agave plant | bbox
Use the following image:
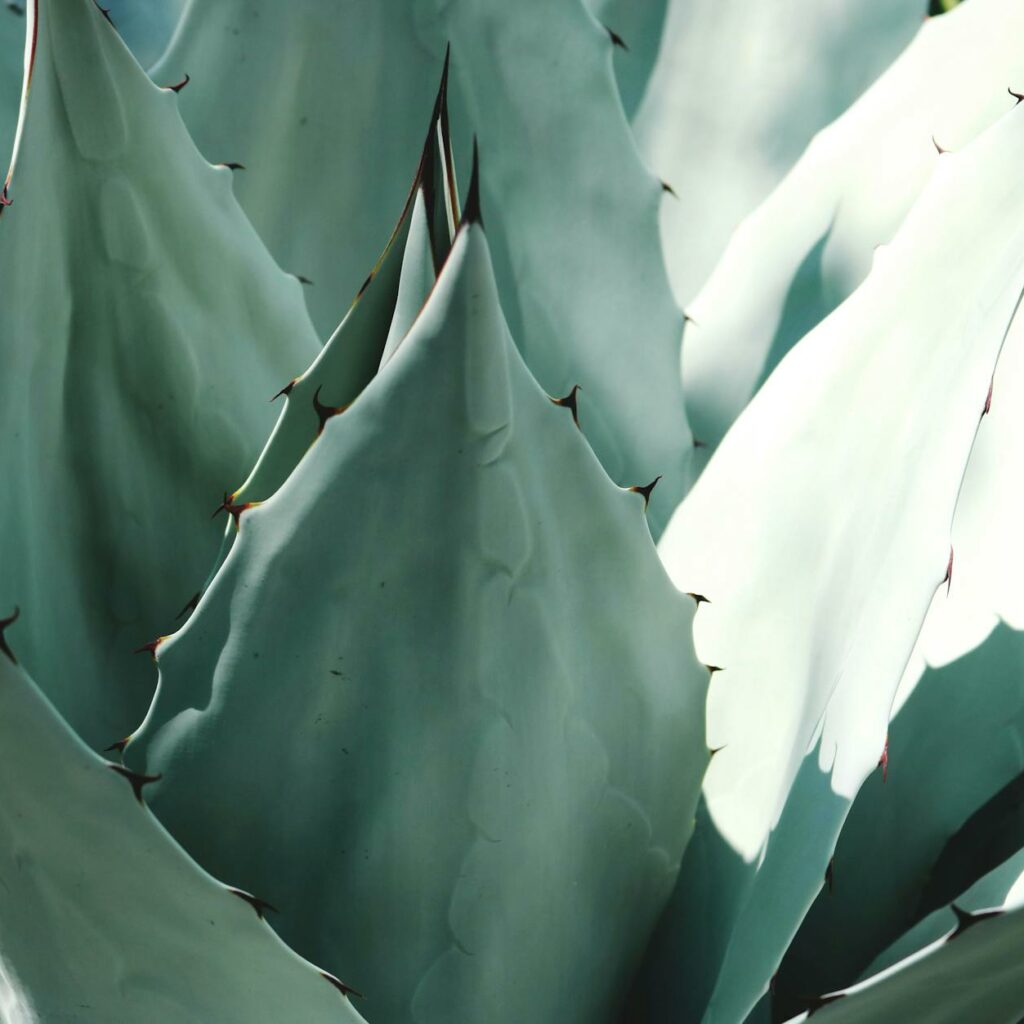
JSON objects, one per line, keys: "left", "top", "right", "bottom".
{"left": 3, "top": 0, "right": 1024, "bottom": 1022}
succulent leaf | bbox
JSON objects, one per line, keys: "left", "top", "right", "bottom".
{"left": 0, "top": 0, "right": 320, "bottom": 748}
{"left": 128, "top": 219, "right": 708, "bottom": 1024}
{"left": 151, "top": 0, "right": 691, "bottom": 532}
{"left": 0, "top": 650, "right": 367, "bottom": 1023}
{"left": 651, "top": 100, "right": 1024, "bottom": 1024}
{"left": 633, "top": 0, "right": 925, "bottom": 308}
{"left": 682, "top": 0, "right": 1024, "bottom": 453}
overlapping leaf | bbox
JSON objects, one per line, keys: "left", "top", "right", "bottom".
{"left": 649, "top": 99, "right": 1024, "bottom": 1024}
{"left": 153, "top": 0, "right": 691, "bottom": 532}
{"left": 0, "top": 0, "right": 319, "bottom": 749}
{"left": 128, "top": 208, "right": 708, "bottom": 1024}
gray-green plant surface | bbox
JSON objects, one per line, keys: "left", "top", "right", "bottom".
{"left": 7, "top": 1, "right": 1024, "bottom": 1023}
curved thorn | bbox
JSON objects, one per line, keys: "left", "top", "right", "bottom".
{"left": 226, "top": 886, "right": 278, "bottom": 920}
{"left": 0, "top": 186, "right": 12, "bottom": 208}
{"left": 949, "top": 903, "right": 1001, "bottom": 940}
{"left": 296, "top": 275, "right": 314, "bottom": 286}
{"left": 271, "top": 379, "right": 296, "bottom": 402}
{"left": 1010, "top": 87, "right": 1024, "bottom": 105}
{"left": 550, "top": 385, "right": 581, "bottom": 428}
{"left": 219, "top": 162, "right": 246, "bottom": 171}
{"left": 462, "top": 136, "right": 483, "bottom": 227}
{"left": 705, "top": 664, "right": 724, "bottom": 676}
{"left": 931, "top": 135, "right": 947, "bottom": 155}
{"left": 320, "top": 970, "right": 364, "bottom": 1000}
{"left": 628, "top": 475, "right": 662, "bottom": 510}
{"left": 604, "top": 25, "right": 629, "bottom": 50}
{"left": 983, "top": 378, "right": 993, "bottom": 416}
{"left": 312, "top": 386, "right": 350, "bottom": 435}
{"left": 104, "top": 736, "right": 131, "bottom": 755}
{"left": 944, "top": 546, "right": 954, "bottom": 595}
{"left": 708, "top": 744, "right": 726, "bottom": 758}
{"left": 93, "top": 1, "right": 115, "bottom": 27}
{"left": 661, "top": 180, "right": 678, "bottom": 198}
{"left": 686, "top": 593, "right": 710, "bottom": 606}
{"left": 108, "top": 764, "right": 161, "bottom": 803}
{"left": 164, "top": 73, "right": 190, "bottom": 93}
{"left": 0, "top": 606, "right": 19, "bottom": 664}
{"left": 692, "top": 436, "right": 707, "bottom": 449}
{"left": 878, "top": 735, "right": 889, "bottom": 783}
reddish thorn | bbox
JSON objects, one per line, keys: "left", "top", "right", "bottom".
{"left": 271, "top": 379, "right": 296, "bottom": 402}
{"left": 211, "top": 492, "right": 254, "bottom": 526}
{"left": 164, "top": 73, "right": 190, "bottom": 93}
{"left": 878, "top": 736, "right": 889, "bottom": 783}
{"left": 104, "top": 736, "right": 131, "bottom": 755}
{"left": 825, "top": 858, "right": 834, "bottom": 893}
{"left": 226, "top": 886, "right": 278, "bottom": 920}
{"left": 686, "top": 592, "right": 710, "bottom": 606}
{"left": 296, "top": 275, "right": 314, "bottom": 286}
{"left": 944, "top": 546, "right": 954, "bottom": 595}
{"left": 0, "top": 606, "right": 19, "bottom": 664}
{"left": 312, "top": 386, "right": 349, "bottom": 435}
{"left": 661, "top": 181, "right": 678, "bottom": 198}
{"left": 949, "top": 904, "right": 1001, "bottom": 940}
{"left": 0, "top": 186, "right": 11, "bottom": 208}
{"left": 983, "top": 379, "right": 993, "bottom": 416}
{"left": 219, "top": 162, "right": 246, "bottom": 171}
{"left": 931, "top": 135, "right": 947, "bottom": 155}
{"left": 604, "top": 25, "right": 629, "bottom": 50}
{"left": 108, "top": 764, "right": 161, "bottom": 802}
{"left": 550, "top": 385, "right": 581, "bottom": 428}
{"left": 175, "top": 592, "right": 201, "bottom": 621}
{"left": 320, "top": 970, "right": 364, "bottom": 1000}
{"left": 628, "top": 475, "right": 662, "bottom": 510}
{"left": 134, "top": 636, "right": 165, "bottom": 659}
{"left": 1010, "top": 87, "right": 1024, "bottom": 105}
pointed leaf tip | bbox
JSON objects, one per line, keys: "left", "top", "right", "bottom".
{"left": 0, "top": 606, "right": 19, "bottom": 664}
{"left": 462, "top": 137, "right": 483, "bottom": 227}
